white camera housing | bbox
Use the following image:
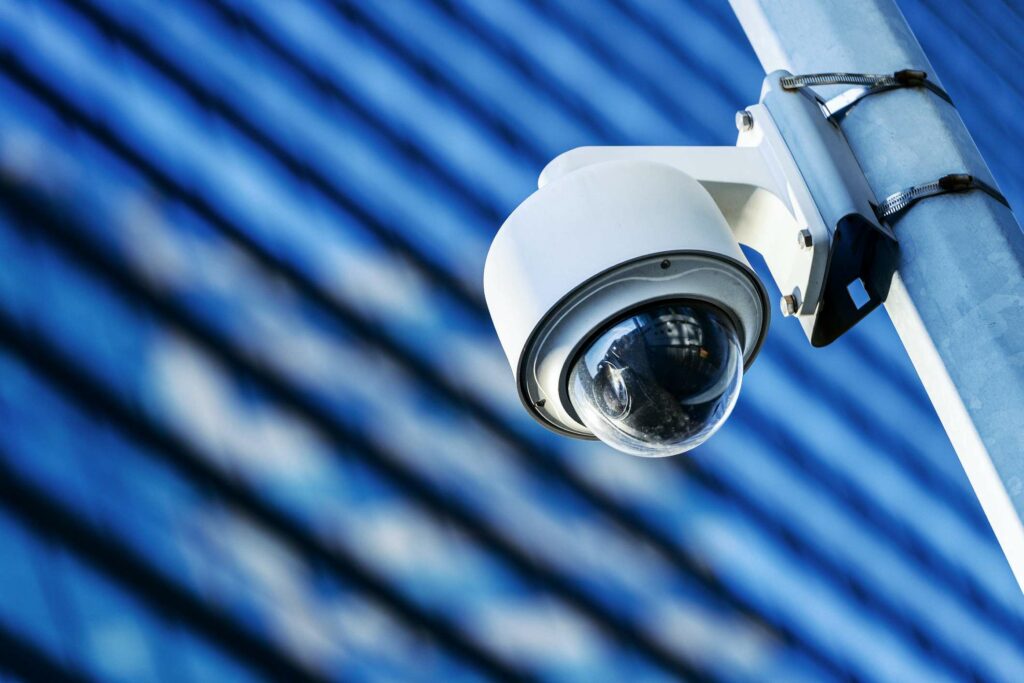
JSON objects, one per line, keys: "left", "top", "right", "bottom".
{"left": 484, "top": 73, "right": 895, "bottom": 450}
{"left": 485, "top": 159, "right": 769, "bottom": 437}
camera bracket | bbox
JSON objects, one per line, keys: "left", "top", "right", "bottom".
{"left": 755, "top": 70, "right": 898, "bottom": 346}
{"left": 538, "top": 72, "right": 898, "bottom": 346}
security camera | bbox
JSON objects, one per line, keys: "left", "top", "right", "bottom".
{"left": 484, "top": 72, "right": 899, "bottom": 457}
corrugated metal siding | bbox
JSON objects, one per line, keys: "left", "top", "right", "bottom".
{"left": 0, "top": 1, "right": 1021, "bottom": 681}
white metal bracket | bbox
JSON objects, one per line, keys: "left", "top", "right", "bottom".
{"left": 539, "top": 71, "right": 897, "bottom": 346}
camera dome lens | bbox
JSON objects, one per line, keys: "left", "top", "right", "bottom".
{"left": 568, "top": 301, "right": 743, "bottom": 457}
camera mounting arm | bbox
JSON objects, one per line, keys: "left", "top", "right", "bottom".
{"left": 538, "top": 72, "right": 898, "bottom": 347}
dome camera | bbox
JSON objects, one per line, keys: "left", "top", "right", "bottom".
{"left": 484, "top": 160, "right": 769, "bottom": 455}
{"left": 568, "top": 300, "right": 746, "bottom": 457}
{"left": 484, "top": 72, "right": 898, "bottom": 457}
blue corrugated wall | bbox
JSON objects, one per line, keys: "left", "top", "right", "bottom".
{"left": 0, "top": 1, "right": 1022, "bottom": 681}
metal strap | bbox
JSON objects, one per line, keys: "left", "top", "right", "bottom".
{"left": 877, "top": 173, "right": 1010, "bottom": 222}
{"left": 780, "top": 69, "right": 952, "bottom": 121}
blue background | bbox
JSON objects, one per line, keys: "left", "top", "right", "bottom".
{"left": 0, "top": 1, "right": 1022, "bottom": 681}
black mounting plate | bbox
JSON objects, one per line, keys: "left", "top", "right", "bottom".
{"left": 810, "top": 213, "right": 899, "bottom": 347}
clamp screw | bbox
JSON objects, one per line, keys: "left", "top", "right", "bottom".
{"left": 797, "top": 229, "right": 813, "bottom": 250}
{"left": 894, "top": 69, "right": 927, "bottom": 86}
{"left": 938, "top": 173, "right": 974, "bottom": 192}
{"left": 781, "top": 290, "right": 801, "bottom": 317}
{"left": 735, "top": 109, "right": 754, "bottom": 132}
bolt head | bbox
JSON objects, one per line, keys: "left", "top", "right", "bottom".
{"left": 735, "top": 109, "right": 754, "bottom": 132}
{"left": 797, "top": 229, "right": 813, "bottom": 249}
{"left": 780, "top": 293, "right": 799, "bottom": 317}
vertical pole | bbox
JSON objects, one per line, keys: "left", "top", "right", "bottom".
{"left": 730, "top": 0, "right": 1024, "bottom": 590}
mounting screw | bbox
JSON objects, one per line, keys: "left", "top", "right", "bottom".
{"left": 780, "top": 289, "right": 802, "bottom": 317}
{"left": 735, "top": 109, "right": 754, "bottom": 132}
{"left": 797, "top": 229, "right": 813, "bottom": 250}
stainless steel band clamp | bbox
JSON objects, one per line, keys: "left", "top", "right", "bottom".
{"left": 877, "top": 173, "right": 1011, "bottom": 223}
{"left": 779, "top": 72, "right": 1009, "bottom": 223}
{"left": 780, "top": 69, "right": 952, "bottom": 122}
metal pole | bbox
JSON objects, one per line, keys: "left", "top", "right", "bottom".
{"left": 730, "top": 0, "right": 1024, "bottom": 590}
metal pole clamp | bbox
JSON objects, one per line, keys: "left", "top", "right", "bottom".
{"left": 876, "top": 173, "right": 1011, "bottom": 222}
{"left": 780, "top": 69, "right": 952, "bottom": 122}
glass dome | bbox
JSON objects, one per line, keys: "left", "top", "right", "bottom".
{"left": 568, "top": 301, "right": 743, "bottom": 457}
